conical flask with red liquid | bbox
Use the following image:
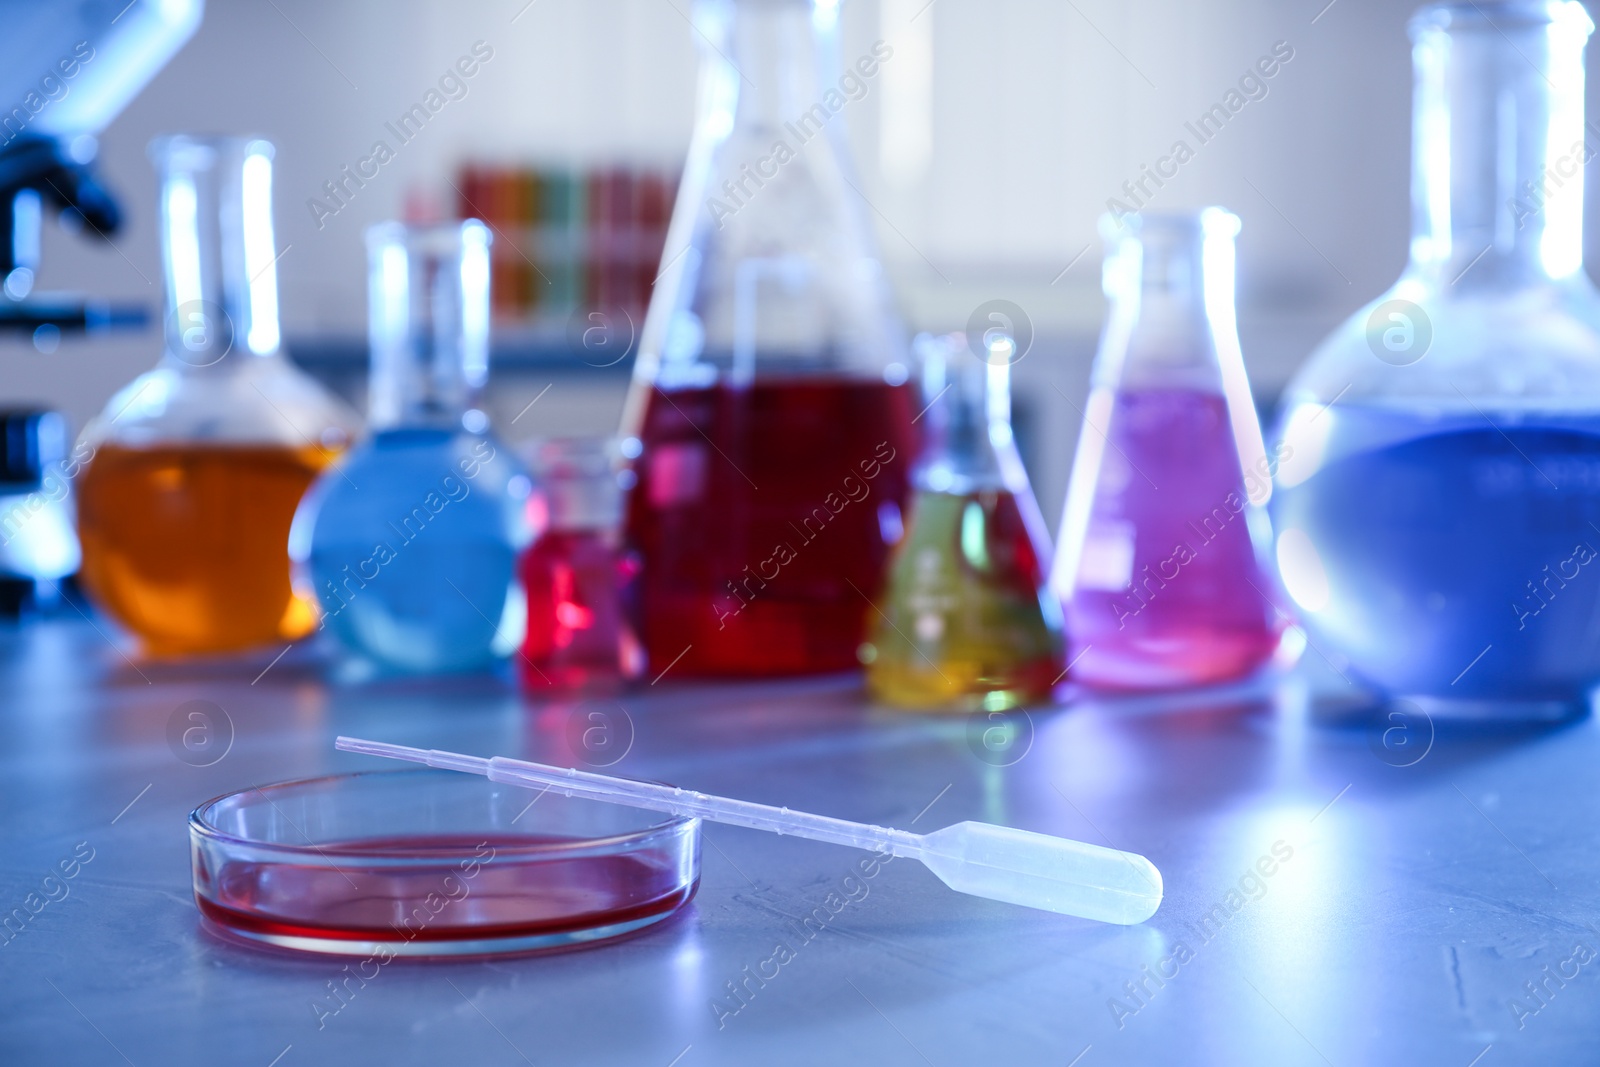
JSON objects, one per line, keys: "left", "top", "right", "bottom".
{"left": 1052, "top": 209, "right": 1284, "bottom": 690}
{"left": 621, "top": 0, "right": 916, "bottom": 676}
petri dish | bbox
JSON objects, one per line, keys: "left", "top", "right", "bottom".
{"left": 189, "top": 768, "right": 700, "bottom": 958}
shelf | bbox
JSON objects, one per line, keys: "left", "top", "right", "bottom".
{"left": 286, "top": 324, "right": 637, "bottom": 376}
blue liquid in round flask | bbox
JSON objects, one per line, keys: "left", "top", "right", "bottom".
{"left": 291, "top": 221, "right": 535, "bottom": 673}
{"left": 1272, "top": 2, "right": 1600, "bottom": 718}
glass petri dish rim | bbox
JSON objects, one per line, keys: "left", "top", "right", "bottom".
{"left": 190, "top": 768, "right": 702, "bottom": 958}
{"left": 189, "top": 767, "right": 698, "bottom": 864}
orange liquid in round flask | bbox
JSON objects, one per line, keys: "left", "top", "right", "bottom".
{"left": 75, "top": 136, "right": 356, "bottom": 656}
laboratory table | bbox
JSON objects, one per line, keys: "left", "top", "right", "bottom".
{"left": 3, "top": 616, "right": 1599, "bottom": 1066}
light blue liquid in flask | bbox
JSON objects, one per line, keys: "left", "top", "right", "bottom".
{"left": 291, "top": 221, "right": 534, "bottom": 673}
{"left": 1272, "top": 1, "right": 1600, "bottom": 718}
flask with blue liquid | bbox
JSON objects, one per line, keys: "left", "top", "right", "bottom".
{"left": 291, "top": 221, "right": 535, "bottom": 673}
{"left": 1273, "top": 1, "right": 1600, "bottom": 718}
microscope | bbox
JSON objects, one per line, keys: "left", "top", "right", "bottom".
{"left": 0, "top": 0, "right": 201, "bottom": 613}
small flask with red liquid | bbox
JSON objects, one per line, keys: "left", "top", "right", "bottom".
{"left": 620, "top": 0, "right": 917, "bottom": 677}
{"left": 864, "top": 333, "right": 1064, "bottom": 711}
{"left": 1052, "top": 209, "right": 1283, "bottom": 690}
{"left": 520, "top": 438, "right": 643, "bottom": 690}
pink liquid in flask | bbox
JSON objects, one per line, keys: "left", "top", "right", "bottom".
{"left": 1058, "top": 387, "right": 1281, "bottom": 689}
{"left": 1053, "top": 210, "right": 1283, "bottom": 690}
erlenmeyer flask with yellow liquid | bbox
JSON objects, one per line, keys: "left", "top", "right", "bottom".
{"left": 863, "top": 332, "right": 1064, "bottom": 711}
{"left": 75, "top": 136, "right": 358, "bottom": 656}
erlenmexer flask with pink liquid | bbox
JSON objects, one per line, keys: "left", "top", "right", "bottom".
{"left": 1052, "top": 209, "right": 1284, "bottom": 690}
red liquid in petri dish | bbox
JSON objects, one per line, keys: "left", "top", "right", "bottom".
{"left": 625, "top": 378, "right": 916, "bottom": 676}
{"left": 194, "top": 834, "right": 695, "bottom": 950}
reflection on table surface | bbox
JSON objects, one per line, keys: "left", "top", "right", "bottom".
{"left": 0, "top": 618, "right": 1594, "bottom": 1066}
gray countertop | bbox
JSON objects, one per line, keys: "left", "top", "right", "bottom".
{"left": 1, "top": 617, "right": 1596, "bottom": 1066}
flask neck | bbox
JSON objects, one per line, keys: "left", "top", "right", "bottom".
{"left": 152, "top": 136, "right": 282, "bottom": 368}
{"left": 915, "top": 334, "right": 1017, "bottom": 494}
{"left": 1099, "top": 211, "right": 1238, "bottom": 393}
{"left": 365, "top": 221, "right": 492, "bottom": 431}
{"left": 527, "top": 438, "right": 622, "bottom": 531}
{"left": 1407, "top": 2, "right": 1594, "bottom": 289}
{"left": 726, "top": 0, "right": 832, "bottom": 132}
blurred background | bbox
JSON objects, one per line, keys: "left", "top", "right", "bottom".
{"left": 7, "top": 0, "right": 1599, "bottom": 524}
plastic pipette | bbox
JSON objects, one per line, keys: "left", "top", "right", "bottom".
{"left": 335, "top": 736, "right": 1162, "bottom": 924}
